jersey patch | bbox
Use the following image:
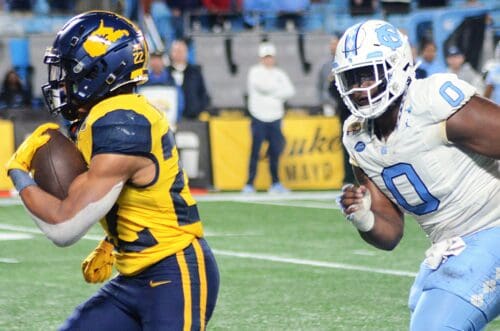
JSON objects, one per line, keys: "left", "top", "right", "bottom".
{"left": 355, "top": 141, "right": 366, "bottom": 152}
{"left": 92, "top": 109, "right": 152, "bottom": 156}
{"left": 346, "top": 121, "right": 363, "bottom": 136}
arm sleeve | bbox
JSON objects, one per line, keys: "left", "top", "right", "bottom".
{"left": 27, "top": 181, "right": 123, "bottom": 247}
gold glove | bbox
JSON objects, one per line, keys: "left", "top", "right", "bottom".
{"left": 6, "top": 123, "right": 60, "bottom": 173}
{"left": 81, "top": 239, "right": 115, "bottom": 283}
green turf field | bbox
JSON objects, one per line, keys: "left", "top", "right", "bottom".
{"left": 0, "top": 194, "right": 498, "bottom": 331}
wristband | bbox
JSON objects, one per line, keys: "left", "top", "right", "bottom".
{"left": 8, "top": 169, "right": 37, "bottom": 193}
{"left": 347, "top": 210, "right": 375, "bottom": 232}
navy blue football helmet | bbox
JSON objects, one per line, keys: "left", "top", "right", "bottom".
{"left": 42, "top": 11, "right": 149, "bottom": 120}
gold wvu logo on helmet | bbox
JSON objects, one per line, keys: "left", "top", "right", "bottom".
{"left": 83, "top": 19, "right": 130, "bottom": 57}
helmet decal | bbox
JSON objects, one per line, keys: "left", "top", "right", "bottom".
{"left": 344, "top": 23, "right": 362, "bottom": 59}
{"left": 83, "top": 19, "right": 130, "bottom": 58}
{"left": 375, "top": 24, "right": 402, "bottom": 51}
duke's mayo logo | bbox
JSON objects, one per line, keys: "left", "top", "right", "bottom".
{"left": 83, "top": 19, "right": 130, "bottom": 57}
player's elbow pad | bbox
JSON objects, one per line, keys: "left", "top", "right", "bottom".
{"left": 26, "top": 182, "right": 123, "bottom": 247}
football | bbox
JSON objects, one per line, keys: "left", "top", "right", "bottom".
{"left": 31, "top": 129, "right": 87, "bottom": 199}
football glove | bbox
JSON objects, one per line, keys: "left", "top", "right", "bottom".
{"left": 6, "top": 123, "right": 60, "bottom": 174}
{"left": 81, "top": 238, "right": 115, "bottom": 283}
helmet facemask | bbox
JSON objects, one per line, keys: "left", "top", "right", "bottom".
{"left": 41, "top": 48, "right": 80, "bottom": 120}
{"left": 336, "top": 62, "right": 390, "bottom": 119}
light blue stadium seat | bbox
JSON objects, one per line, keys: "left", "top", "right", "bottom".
{"left": 8, "top": 38, "right": 30, "bottom": 84}
{"left": 150, "top": 1, "right": 174, "bottom": 49}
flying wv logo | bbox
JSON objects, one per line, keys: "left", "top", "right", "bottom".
{"left": 83, "top": 19, "right": 130, "bottom": 58}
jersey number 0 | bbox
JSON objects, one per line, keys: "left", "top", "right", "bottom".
{"left": 380, "top": 81, "right": 465, "bottom": 215}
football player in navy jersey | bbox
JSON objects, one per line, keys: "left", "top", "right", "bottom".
{"left": 335, "top": 20, "right": 500, "bottom": 330}
{"left": 6, "top": 11, "right": 219, "bottom": 330}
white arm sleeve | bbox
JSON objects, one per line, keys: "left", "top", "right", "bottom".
{"left": 26, "top": 181, "right": 123, "bottom": 247}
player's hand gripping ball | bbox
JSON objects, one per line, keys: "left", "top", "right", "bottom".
{"left": 6, "top": 123, "right": 60, "bottom": 174}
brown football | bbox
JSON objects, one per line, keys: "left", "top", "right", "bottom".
{"left": 31, "top": 129, "right": 87, "bottom": 199}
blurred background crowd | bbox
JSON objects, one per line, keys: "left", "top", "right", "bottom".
{"left": 0, "top": 0, "right": 499, "bottom": 192}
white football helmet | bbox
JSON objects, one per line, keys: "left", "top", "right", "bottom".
{"left": 333, "top": 20, "right": 415, "bottom": 119}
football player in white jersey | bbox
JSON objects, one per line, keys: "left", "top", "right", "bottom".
{"left": 335, "top": 20, "right": 500, "bottom": 330}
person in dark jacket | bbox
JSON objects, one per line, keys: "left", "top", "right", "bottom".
{"left": 0, "top": 69, "right": 32, "bottom": 109}
{"left": 167, "top": 39, "right": 211, "bottom": 119}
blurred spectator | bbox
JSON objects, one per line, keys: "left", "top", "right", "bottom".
{"left": 166, "top": 0, "right": 203, "bottom": 38}
{"left": 411, "top": 45, "right": 427, "bottom": 79}
{"left": 275, "top": 0, "right": 309, "bottom": 31}
{"left": 147, "top": 51, "right": 174, "bottom": 86}
{"left": 6, "top": 0, "right": 31, "bottom": 12}
{"left": 242, "top": 0, "right": 276, "bottom": 29}
{"left": 484, "top": 42, "right": 500, "bottom": 104}
{"left": 242, "top": 42, "right": 295, "bottom": 194}
{"left": 464, "top": 0, "right": 484, "bottom": 7}
{"left": 317, "top": 35, "right": 339, "bottom": 117}
{"left": 417, "top": 40, "right": 446, "bottom": 76}
{"left": 418, "top": 0, "right": 447, "bottom": 7}
{"left": 381, "top": 0, "right": 410, "bottom": 14}
{"left": 445, "top": 46, "right": 485, "bottom": 93}
{"left": 0, "top": 69, "right": 32, "bottom": 109}
{"left": 142, "top": 51, "right": 184, "bottom": 127}
{"left": 166, "top": 39, "right": 210, "bottom": 120}
{"left": 317, "top": 35, "right": 355, "bottom": 184}
{"left": 47, "top": 0, "right": 74, "bottom": 14}
{"left": 350, "top": 0, "right": 376, "bottom": 16}
{"left": 201, "top": 0, "right": 242, "bottom": 32}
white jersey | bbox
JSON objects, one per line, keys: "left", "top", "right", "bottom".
{"left": 343, "top": 73, "right": 500, "bottom": 243}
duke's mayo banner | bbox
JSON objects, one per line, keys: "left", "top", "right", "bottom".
{"left": 0, "top": 120, "right": 14, "bottom": 191}
{"left": 209, "top": 116, "right": 344, "bottom": 190}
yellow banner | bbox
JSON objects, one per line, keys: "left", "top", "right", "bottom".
{"left": 0, "top": 120, "right": 14, "bottom": 191}
{"left": 209, "top": 116, "right": 344, "bottom": 190}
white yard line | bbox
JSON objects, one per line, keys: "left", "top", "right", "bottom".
{"left": 0, "top": 222, "right": 415, "bottom": 277}
{"left": 0, "top": 198, "right": 22, "bottom": 206}
{"left": 0, "top": 232, "right": 34, "bottom": 240}
{"left": 0, "top": 192, "right": 343, "bottom": 207}
{"left": 213, "top": 249, "right": 417, "bottom": 278}
{"left": 195, "top": 191, "right": 341, "bottom": 202}
{"left": 0, "top": 223, "right": 102, "bottom": 241}
{"left": 238, "top": 200, "right": 338, "bottom": 209}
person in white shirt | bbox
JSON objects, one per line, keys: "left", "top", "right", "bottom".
{"left": 242, "top": 42, "right": 295, "bottom": 194}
